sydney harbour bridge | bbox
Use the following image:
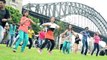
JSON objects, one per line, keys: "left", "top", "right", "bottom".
{"left": 23, "top": 2, "right": 107, "bottom": 42}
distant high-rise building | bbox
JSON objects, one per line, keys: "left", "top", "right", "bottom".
{"left": 6, "top": 0, "right": 22, "bottom": 13}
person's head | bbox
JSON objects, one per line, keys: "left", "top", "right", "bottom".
{"left": 76, "top": 34, "right": 79, "bottom": 38}
{"left": 85, "top": 27, "right": 89, "bottom": 31}
{"left": 23, "top": 10, "right": 29, "bottom": 17}
{"left": 95, "top": 32, "right": 99, "bottom": 36}
{"left": 50, "top": 17, "right": 55, "bottom": 23}
{"left": 41, "top": 28, "right": 45, "bottom": 31}
{"left": 0, "top": 0, "right": 6, "bottom": 9}
{"left": 68, "top": 24, "right": 72, "bottom": 29}
{"left": 29, "top": 26, "right": 32, "bottom": 30}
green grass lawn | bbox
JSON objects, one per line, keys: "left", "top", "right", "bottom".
{"left": 0, "top": 44, "right": 106, "bottom": 60}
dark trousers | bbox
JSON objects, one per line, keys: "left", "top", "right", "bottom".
{"left": 28, "top": 38, "right": 33, "bottom": 49}
{"left": 81, "top": 40, "right": 88, "bottom": 55}
{"left": 91, "top": 43, "right": 99, "bottom": 56}
{"left": 40, "top": 39, "right": 55, "bottom": 52}
{"left": 60, "top": 44, "right": 63, "bottom": 51}
{"left": 47, "top": 40, "right": 51, "bottom": 51}
{"left": 105, "top": 49, "right": 107, "bottom": 56}
{"left": 6, "top": 40, "right": 9, "bottom": 47}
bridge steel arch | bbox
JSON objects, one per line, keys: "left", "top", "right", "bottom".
{"left": 23, "top": 2, "right": 107, "bottom": 37}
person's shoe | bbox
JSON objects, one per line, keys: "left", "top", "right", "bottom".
{"left": 48, "top": 51, "right": 52, "bottom": 55}
{"left": 38, "top": 49, "right": 42, "bottom": 54}
{"left": 84, "top": 53, "right": 87, "bottom": 56}
{"left": 96, "top": 55, "right": 98, "bottom": 56}
{"left": 13, "top": 49, "right": 16, "bottom": 52}
{"left": 81, "top": 52, "right": 83, "bottom": 55}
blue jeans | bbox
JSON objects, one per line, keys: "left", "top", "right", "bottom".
{"left": 38, "top": 38, "right": 44, "bottom": 48}
{"left": 81, "top": 39, "right": 88, "bottom": 55}
{"left": 8, "top": 34, "right": 15, "bottom": 47}
{"left": 91, "top": 43, "right": 99, "bottom": 56}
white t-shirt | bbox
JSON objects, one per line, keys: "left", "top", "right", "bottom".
{"left": 42, "top": 22, "right": 59, "bottom": 29}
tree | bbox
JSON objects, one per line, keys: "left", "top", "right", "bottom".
{"left": 6, "top": 6, "right": 21, "bottom": 23}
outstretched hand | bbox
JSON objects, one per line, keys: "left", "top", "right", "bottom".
{"left": 2, "top": 19, "right": 8, "bottom": 22}
{"left": 29, "top": 19, "right": 36, "bottom": 25}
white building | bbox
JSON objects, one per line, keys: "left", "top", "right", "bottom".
{"left": 6, "top": 0, "right": 22, "bottom": 13}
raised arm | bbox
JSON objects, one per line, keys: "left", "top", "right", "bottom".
{"left": 60, "top": 33, "right": 64, "bottom": 37}
{"left": 56, "top": 24, "right": 60, "bottom": 29}
{"left": 42, "top": 23, "right": 50, "bottom": 26}
{"left": 62, "top": 30, "right": 68, "bottom": 35}
{"left": 29, "top": 19, "right": 36, "bottom": 25}
{"left": 80, "top": 31, "right": 84, "bottom": 34}
{"left": 20, "top": 17, "right": 27, "bottom": 25}
{"left": 72, "top": 30, "right": 76, "bottom": 37}
{"left": 2, "top": 9, "right": 10, "bottom": 22}
{"left": 88, "top": 32, "right": 91, "bottom": 38}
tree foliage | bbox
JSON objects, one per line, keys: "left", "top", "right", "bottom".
{"left": 6, "top": 6, "right": 21, "bottom": 23}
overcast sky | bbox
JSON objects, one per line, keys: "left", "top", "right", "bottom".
{"left": 22, "top": 0, "right": 107, "bottom": 21}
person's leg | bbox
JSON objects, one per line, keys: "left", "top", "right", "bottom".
{"left": 40, "top": 39, "right": 48, "bottom": 49}
{"left": 21, "top": 32, "right": 29, "bottom": 52}
{"left": 47, "top": 40, "right": 51, "bottom": 51}
{"left": 38, "top": 39, "right": 49, "bottom": 54}
{"left": 105, "top": 49, "right": 107, "bottom": 56}
{"left": 49, "top": 40, "right": 55, "bottom": 52}
{"left": 34, "top": 40, "right": 38, "bottom": 48}
{"left": 81, "top": 40, "right": 85, "bottom": 54}
{"left": 91, "top": 43, "right": 97, "bottom": 55}
{"left": 76, "top": 44, "right": 79, "bottom": 53}
{"left": 30, "top": 38, "right": 33, "bottom": 49}
{"left": 13, "top": 30, "right": 24, "bottom": 52}
{"left": 6, "top": 40, "right": 9, "bottom": 47}
{"left": 13, "top": 34, "right": 19, "bottom": 45}
{"left": 2, "top": 29, "right": 7, "bottom": 43}
{"left": 38, "top": 38, "right": 42, "bottom": 48}
{"left": 11, "top": 34, "right": 15, "bottom": 46}
{"left": 28, "top": 38, "right": 30, "bottom": 49}
{"left": 40, "top": 40, "right": 43, "bottom": 47}
{"left": 62, "top": 41, "right": 67, "bottom": 54}
{"left": 0, "top": 26, "right": 3, "bottom": 43}
{"left": 84, "top": 41, "right": 88, "bottom": 55}
{"left": 66, "top": 42, "right": 71, "bottom": 54}
{"left": 6, "top": 33, "right": 9, "bottom": 47}
{"left": 88, "top": 41, "right": 92, "bottom": 54}
{"left": 60, "top": 44, "right": 63, "bottom": 51}
{"left": 74, "top": 43, "right": 78, "bottom": 54}
{"left": 38, "top": 38, "right": 40, "bottom": 48}
{"left": 28, "top": 38, "right": 33, "bottom": 49}
{"left": 9, "top": 34, "right": 12, "bottom": 47}
{"left": 96, "top": 44, "right": 99, "bottom": 56}
{"left": 0, "top": 26, "right": 2, "bottom": 43}
{"left": 9, "top": 35, "right": 14, "bottom": 47}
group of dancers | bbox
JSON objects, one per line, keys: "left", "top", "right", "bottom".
{"left": 0, "top": 0, "right": 107, "bottom": 56}
{"left": 59, "top": 26, "right": 107, "bottom": 56}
